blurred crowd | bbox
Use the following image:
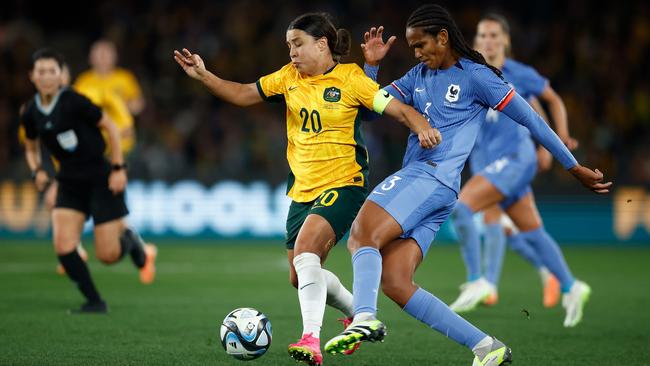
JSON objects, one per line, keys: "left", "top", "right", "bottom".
{"left": 1, "top": 0, "right": 649, "bottom": 192}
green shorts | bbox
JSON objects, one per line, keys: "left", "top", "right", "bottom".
{"left": 285, "top": 185, "right": 368, "bottom": 249}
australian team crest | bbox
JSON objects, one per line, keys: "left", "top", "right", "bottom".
{"left": 445, "top": 84, "right": 461, "bottom": 103}
{"left": 323, "top": 87, "right": 341, "bottom": 102}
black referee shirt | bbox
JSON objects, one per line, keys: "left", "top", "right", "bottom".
{"left": 21, "top": 88, "right": 111, "bottom": 181}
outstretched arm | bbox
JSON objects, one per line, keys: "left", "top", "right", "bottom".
{"left": 174, "top": 48, "right": 262, "bottom": 107}
{"left": 500, "top": 93, "right": 612, "bottom": 194}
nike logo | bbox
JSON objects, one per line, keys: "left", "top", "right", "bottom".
{"left": 382, "top": 91, "right": 390, "bottom": 98}
{"left": 288, "top": 86, "right": 299, "bottom": 91}
{"left": 299, "top": 282, "right": 315, "bottom": 290}
{"left": 371, "top": 191, "right": 385, "bottom": 195}
{"left": 415, "top": 87, "right": 425, "bottom": 92}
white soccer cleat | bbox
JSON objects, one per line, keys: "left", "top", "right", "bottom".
{"left": 562, "top": 280, "right": 591, "bottom": 327}
{"left": 450, "top": 278, "right": 495, "bottom": 313}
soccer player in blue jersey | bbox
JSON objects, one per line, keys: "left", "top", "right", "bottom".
{"left": 324, "top": 5, "right": 611, "bottom": 365}
{"left": 449, "top": 13, "right": 581, "bottom": 314}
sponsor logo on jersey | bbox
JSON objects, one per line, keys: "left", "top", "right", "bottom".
{"left": 323, "top": 87, "right": 341, "bottom": 102}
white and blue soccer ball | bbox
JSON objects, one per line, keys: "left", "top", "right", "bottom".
{"left": 220, "top": 307, "right": 272, "bottom": 361}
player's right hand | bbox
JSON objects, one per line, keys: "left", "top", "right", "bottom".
{"left": 174, "top": 48, "right": 207, "bottom": 80}
{"left": 418, "top": 127, "right": 442, "bottom": 149}
{"left": 34, "top": 170, "right": 49, "bottom": 192}
{"left": 361, "top": 26, "right": 396, "bottom": 66}
{"left": 569, "top": 165, "right": 612, "bottom": 194}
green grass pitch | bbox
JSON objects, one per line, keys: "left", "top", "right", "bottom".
{"left": 1, "top": 240, "right": 649, "bottom": 365}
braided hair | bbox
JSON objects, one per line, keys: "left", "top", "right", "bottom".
{"left": 407, "top": 4, "right": 503, "bottom": 78}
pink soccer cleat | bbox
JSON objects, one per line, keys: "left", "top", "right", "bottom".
{"left": 288, "top": 333, "right": 323, "bottom": 365}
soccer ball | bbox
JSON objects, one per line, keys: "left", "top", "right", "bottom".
{"left": 220, "top": 307, "right": 272, "bottom": 361}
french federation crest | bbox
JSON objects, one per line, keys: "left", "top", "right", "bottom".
{"left": 323, "top": 87, "right": 341, "bottom": 102}
{"left": 445, "top": 84, "right": 461, "bottom": 103}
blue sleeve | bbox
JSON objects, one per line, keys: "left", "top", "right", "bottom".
{"left": 519, "top": 65, "right": 548, "bottom": 98}
{"left": 360, "top": 63, "right": 381, "bottom": 121}
{"left": 385, "top": 65, "right": 418, "bottom": 105}
{"left": 501, "top": 93, "right": 577, "bottom": 169}
{"left": 471, "top": 65, "right": 514, "bottom": 109}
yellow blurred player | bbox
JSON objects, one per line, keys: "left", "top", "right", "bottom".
{"left": 74, "top": 39, "right": 145, "bottom": 116}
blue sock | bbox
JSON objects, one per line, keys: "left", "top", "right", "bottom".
{"left": 508, "top": 233, "right": 544, "bottom": 269}
{"left": 484, "top": 223, "right": 506, "bottom": 286}
{"left": 404, "top": 288, "right": 487, "bottom": 349}
{"left": 452, "top": 202, "right": 481, "bottom": 281}
{"left": 352, "top": 246, "right": 382, "bottom": 315}
{"left": 520, "top": 227, "right": 575, "bottom": 292}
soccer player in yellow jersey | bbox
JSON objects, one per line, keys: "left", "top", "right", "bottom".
{"left": 75, "top": 39, "right": 145, "bottom": 116}
{"left": 175, "top": 12, "right": 441, "bottom": 366}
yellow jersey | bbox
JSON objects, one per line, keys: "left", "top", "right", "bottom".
{"left": 72, "top": 85, "right": 135, "bottom": 154}
{"left": 74, "top": 68, "right": 143, "bottom": 105}
{"left": 257, "top": 63, "right": 393, "bottom": 202}
{"left": 74, "top": 69, "right": 141, "bottom": 154}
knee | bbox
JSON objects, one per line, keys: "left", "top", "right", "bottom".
{"left": 53, "top": 236, "right": 78, "bottom": 255}
{"left": 95, "top": 240, "right": 120, "bottom": 264}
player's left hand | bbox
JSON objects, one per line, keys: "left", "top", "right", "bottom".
{"left": 109, "top": 170, "right": 127, "bottom": 194}
{"left": 418, "top": 128, "right": 442, "bottom": 149}
{"left": 569, "top": 165, "right": 612, "bottom": 194}
{"left": 361, "top": 26, "right": 397, "bottom": 66}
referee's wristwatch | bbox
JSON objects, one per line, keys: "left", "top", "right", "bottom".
{"left": 111, "top": 162, "right": 128, "bottom": 171}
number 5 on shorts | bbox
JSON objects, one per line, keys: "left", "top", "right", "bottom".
{"left": 381, "top": 176, "right": 402, "bottom": 191}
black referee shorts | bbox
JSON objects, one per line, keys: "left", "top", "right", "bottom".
{"left": 55, "top": 178, "right": 129, "bottom": 225}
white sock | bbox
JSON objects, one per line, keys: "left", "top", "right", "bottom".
{"left": 472, "top": 336, "right": 494, "bottom": 359}
{"left": 293, "top": 252, "right": 326, "bottom": 338}
{"left": 539, "top": 266, "right": 551, "bottom": 284}
{"left": 322, "top": 268, "right": 354, "bottom": 318}
{"left": 353, "top": 312, "right": 375, "bottom": 323}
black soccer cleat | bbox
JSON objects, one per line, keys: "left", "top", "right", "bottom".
{"left": 68, "top": 300, "right": 109, "bottom": 314}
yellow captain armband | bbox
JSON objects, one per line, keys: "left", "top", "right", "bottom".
{"left": 373, "top": 89, "right": 394, "bottom": 114}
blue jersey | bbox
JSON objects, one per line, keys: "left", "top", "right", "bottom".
{"left": 473, "top": 58, "right": 548, "bottom": 168}
{"left": 386, "top": 58, "right": 514, "bottom": 193}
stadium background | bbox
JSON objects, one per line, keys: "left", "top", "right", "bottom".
{"left": 1, "top": 0, "right": 649, "bottom": 243}
{"left": 1, "top": 1, "right": 650, "bottom": 365}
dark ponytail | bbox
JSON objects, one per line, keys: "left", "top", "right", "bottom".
{"left": 288, "top": 12, "right": 350, "bottom": 61}
{"left": 407, "top": 4, "right": 503, "bottom": 78}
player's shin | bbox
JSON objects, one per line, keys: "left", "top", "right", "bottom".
{"left": 452, "top": 203, "right": 482, "bottom": 282}
{"left": 58, "top": 248, "right": 103, "bottom": 303}
{"left": 519, "top": 227, "right": 575, "bottom": 292}
{"left": 119, "top": 227, "right": 146, "bottom": 267}
{"left": 404, "top": 287, "right": 487, "bottom": 348}
{"left": 293, "top": 252, "right": 327, "bottom": 338}
{"left": 352, "top": 246, "right": 382, "bottom": 323}
{"left": 323, "top": 268, "right": 353, "bottom": 318}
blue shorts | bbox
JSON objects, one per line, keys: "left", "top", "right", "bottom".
{"left": 478, "top": 149, "right": 537, "bottom": 209}
{"left": 368, "top": 162, "right": 457, "bottom": 257}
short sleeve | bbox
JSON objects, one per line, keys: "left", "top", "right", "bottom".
{"left": 519, "top": 65, "right": 548, "bottom": 99}
{"left": 69, "top": 91, "right": 103, "bottom": 126}
{"left": 256, "top": 64, "right": 289, "bottom": 103}
{"left": 385, "top": 64, "right": 419, "bottom": 105}
{"left": 471, "top": 65, "right": 514, "bottom": 111}
{"left": 348, "top": 66, "right": 380, "bottom": 111}
{"left": 119, "top": 70, "right": 143, "bottom": 101}
{"left": 20, "top": 103, "right": 38, "bottom": 140}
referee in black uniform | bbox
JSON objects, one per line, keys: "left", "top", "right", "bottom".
{"left": 21, "top": 49, "right": 157, "bottom": 313}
